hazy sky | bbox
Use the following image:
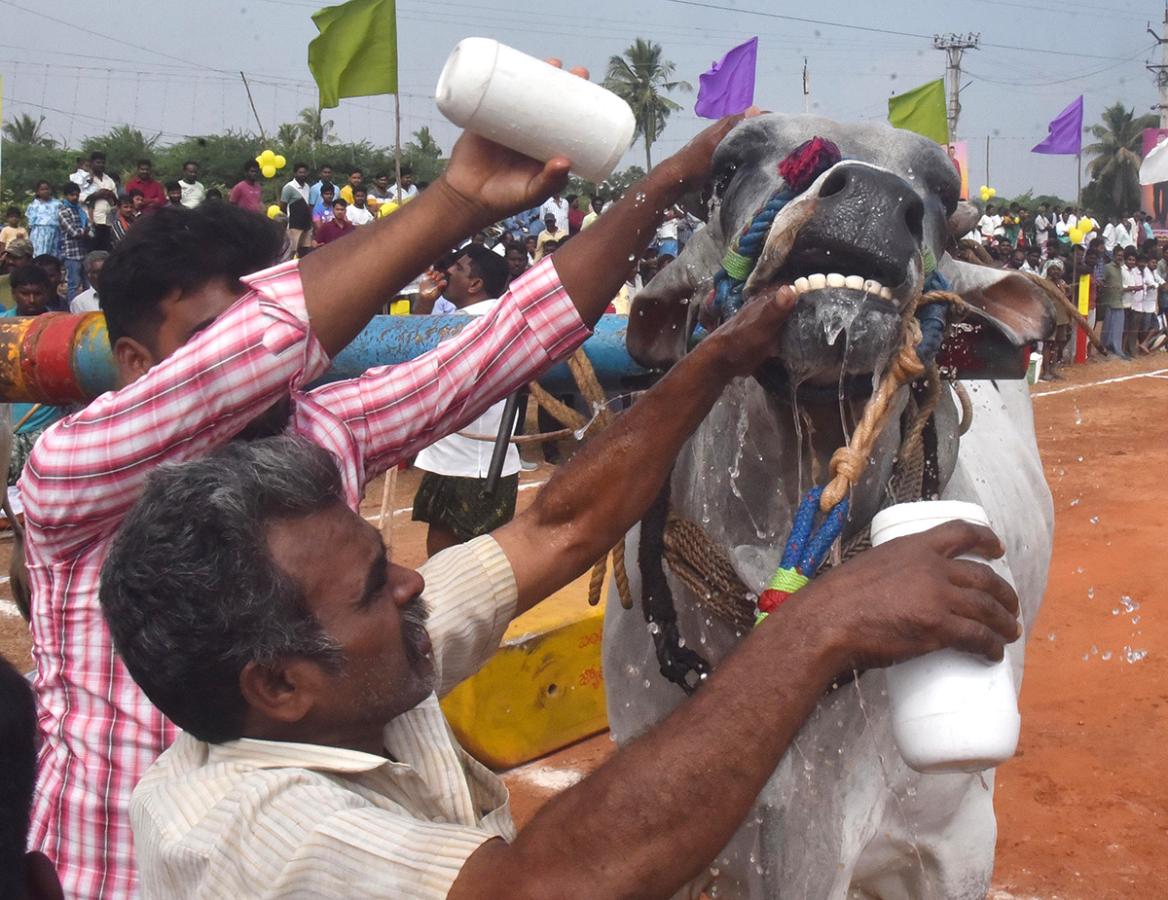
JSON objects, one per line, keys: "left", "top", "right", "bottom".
{"left": 0, "top": 0, "right": 1162, "bottom": 198}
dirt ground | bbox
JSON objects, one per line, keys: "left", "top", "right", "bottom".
{"left": 2, "top": 354, "right": 1166, "bottom": 897}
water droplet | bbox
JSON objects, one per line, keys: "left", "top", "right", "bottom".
{"left": 1069, "top": 498, "right": 1081, "bottom": 507}
{"left": 1120, "top": 595, "right": 1140, "bottom": 614}
{"left": 1124, "top": 646, "right": 1148, "bottom": 664}
{"left": 1101, "top": 650, "right": 1113, "bottom": 661}
{"left": 1089, "top": 516, "right": 1099, "bottom": 525}
{"left": 647, "top": 622, "right": 660, "bottom": 635}
{"left": 1087, "top": 587, "right": 1095, "bottom": 599}
{"left": 1047, "top": 632, "right": 1056, "bottom": 641}
{"left": 642, "top": 678, "right": 651, "bottom": 688}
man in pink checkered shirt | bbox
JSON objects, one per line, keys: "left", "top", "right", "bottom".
{"left": 19, "top": 116, "right": 742, "bottom": 895}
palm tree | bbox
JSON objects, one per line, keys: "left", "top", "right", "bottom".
{"left": 1083, "top": 102, "right": 1157, "bottom": 217}
{"left": 2, "top": 112, "right": 55, "bottom": 147}
{"left": 295, "top": 106, "right": 333, "bottom": 145}
{"left": 603, "top": 39, "right": 691, "bottom": 170}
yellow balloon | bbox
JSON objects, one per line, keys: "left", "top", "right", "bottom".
{"left": 987, "top": 187, "right": 996, "bottom": 199}
{"left": 261, "top": 164, "right": 277, "bottom": 179}
{"left": 273, "top": 154, "right": 287, "bottom": 170}
{"left": 266, "top": 204, "right": 281, "bottom": 219}
{"left": 1068, "top": 228, "right": 1084, "bottom": 245}
{"left": 978, "top": 184, "right": 987, "bottom": 193}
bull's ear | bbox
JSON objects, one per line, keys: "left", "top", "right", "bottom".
{"left": 937, "top": 255, "right": 1055, "bottom": 344}
{"left": 628, "top": 224, "right": 722, "bottom": 369}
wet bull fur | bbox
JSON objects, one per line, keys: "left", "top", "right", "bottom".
{"left": 603, "top": 114, "right": 1056, "bottom": 899}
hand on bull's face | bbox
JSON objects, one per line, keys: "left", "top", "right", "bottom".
{"left": 794, "top": 520, "right": 1021, "bottom": 672}
{"left": 704, "top": 284, "right": 798, "bottom": 377}
{"left": 656, "top": 112, "right": 756, "bottom": 194}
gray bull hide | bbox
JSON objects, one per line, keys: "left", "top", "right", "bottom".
{"left": 603, "top": 114, "right": 1054, "bottom": 899}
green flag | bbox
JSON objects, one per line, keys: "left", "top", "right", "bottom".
{"left": 308, "top": 0, "right": 397, "bottom": 109}
{"left": 887, "top": 78, "right": 949, "bottom": 145}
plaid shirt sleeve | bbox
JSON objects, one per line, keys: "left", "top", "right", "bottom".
{"left": 20, "top": 260, "right": 329, "bottom": 560}
{"left": 297, "top": 256, "right": 589, "bottom": 494}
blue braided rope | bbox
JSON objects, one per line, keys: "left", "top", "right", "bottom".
{"left": 915, "top": 269, "right": 952, "bottom": 366}
{"left": 712, "top": 189, "right": 796, "bottom": 319}
{"left": 781, "top": 486, "right": 823, "bottom": 571}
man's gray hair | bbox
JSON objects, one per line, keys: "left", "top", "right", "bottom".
{"left": 100, "top": 436, "right": 346, "bottom": 743}
{"left": 82, "top": 250, "right": 108, "bottom": 273}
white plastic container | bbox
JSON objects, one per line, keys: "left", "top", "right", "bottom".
{"left": 1026, "top": 351, "right": 1043, "bottom": 384}
{"left": 869, "top": 500, "right": 1021, "bottom": 774}
{"left": 435, "top": 38, "right": 637, "bottom": 184}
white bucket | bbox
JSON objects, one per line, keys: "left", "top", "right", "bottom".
{"left": 869, "top": 501, "right": 1021, "bottom": 773}
{"left": 435, "top": 38, "right": 637, "bottom": 185}
{"left": 1026, "top": 351, "right": 1043, "bottom": 384}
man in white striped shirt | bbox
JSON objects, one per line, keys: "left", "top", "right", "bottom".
{"left": 99, "top": 273, "right": 1020, "bottom": 898}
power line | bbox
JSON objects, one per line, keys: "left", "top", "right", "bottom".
{"left": 660, "top": 0, "right": 1140, "bottom": 61}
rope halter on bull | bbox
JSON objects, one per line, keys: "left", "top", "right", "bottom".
{"left": 698, "top": 137, "right": 967, "bottom": 627}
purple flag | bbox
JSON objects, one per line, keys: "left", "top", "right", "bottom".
{"left": 1031, "top": 96, "right": 1083, "bottom": 155}
{"left": 694, "top": 37, "right": 758, "bottom": 119}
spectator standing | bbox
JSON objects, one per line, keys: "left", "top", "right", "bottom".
{"left": 314, "top": 199, "right": 355, "bottom": 245}
{"left": 280, "top": 163, "right": 313, "bottom": 255}
{"left": 58, "top": 182, "right": 91, "bottom": 301}
{"left": 111, "top": 195, "right": 137, "bottom": 248}
{"left": 367, "top": 172, "right": 393, "bottom": 211}
{"left": 394, "top": 165, "right": 418, "bottom": 201}
{"left": 178, "top": 161, "right": 206, "bottom": 209}
{"left": 540, "top": 192, "right": 569, "bottom": 232}
{"left": 582, "top": 196, "right": 603, "bottom": 229}
{"left": 0, "top": 237, "right": 34, "bottom": 309}
{"left": 1, "top": 206, "right": 28, "bottom": 251}
{"left": 535, "top": 212, "right": 565, "bottom": 260}
{"left": 345, "top": 187, "right": 375, "bottom": 226}
{"left": 164, "top": 182, "right": 185, "bottom": 208}
{"left": 312, "top": 184, "right": 337, "bottom": 226}
{"left": 125, "top": 160, "right": 166, "bottom": 212}
{"left": 340, "top": 167, "right": 363, "bottom": 204}
{"left": 26, "top": 182, "right": 62, "bottom": 258}
{"left": 504, "top": 242, "right": 528, "bottom": 286}
{"left": 228, "top": 160, "right": 263, "bottom": 212}
{"left": 79, "top": 152, "right": 118, "bottom": 252}
{"left": 412, "top": 246, "right": 518, "bottom": 556}
{"left": 70, "top": 251, "right": 107, "bottom": 313}
{"left": 567, "top": 193, "right": 585, "bottom": 234}
{"left": 308, "top": 163, "right": 334, "bottom": 206}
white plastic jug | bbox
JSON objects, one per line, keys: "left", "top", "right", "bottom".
{"left": 869, "top": 500, "right": 1022, "bottom": 773}
{"left": 435, "top": 38, "right": 637, "bottom": 184}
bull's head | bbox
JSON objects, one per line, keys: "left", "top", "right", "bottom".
{"left": 629, "top": 114, "right": 1054, "bottom": 388}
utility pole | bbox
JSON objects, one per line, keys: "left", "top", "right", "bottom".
{"left": 1146, "top": 8, "right": 1168, "bottom": 128}
{"left": 798, "top": 57, "right": 808, "bottom": 114}
{"left": 932, "top": 32, "right": 979, "bottom": 142}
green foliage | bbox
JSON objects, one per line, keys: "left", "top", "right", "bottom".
{"left": 156, "top": 131, "right": 265, "bottom": 194}
{"left": 1083, "top": 101, "right": 1157, "bottom": 219}
{"left": 0, "top": 140, "right": 72, "bottom": 205}
{"left": 2, "top": 113, "right": 55, "bottom": 148}
{"left": 603, "top": 39, "right": 690, "bottom": 170}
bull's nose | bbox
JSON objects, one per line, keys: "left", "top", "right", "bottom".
{"left": 816, "top": 163, "right": 924, "bottom": 243}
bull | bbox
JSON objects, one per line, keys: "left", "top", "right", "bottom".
{"left": 603, "top": 114, "right": 1055, "bottom": 898}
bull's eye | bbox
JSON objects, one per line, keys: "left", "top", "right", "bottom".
{"left": 713, "top": 162, "right": 738, "bottom": 198}
{"left": 936, "top": 181, "right": 959, "bottom": 215}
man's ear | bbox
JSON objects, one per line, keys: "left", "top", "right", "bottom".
{"left": 111, "top": 335, "right": 155, "bottom": 385}
{"left": 239, "top": 659, "right": 320, "bottom": 726}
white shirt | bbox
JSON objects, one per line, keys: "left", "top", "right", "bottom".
{"left": 1113, "top": 223, "right": 1131, "bottom": 252}
{"left": 1138, "top": 266, "right": 1160, "bottom": 313}
{"left": 394, "top": 182, "right": 418, "bottom": 201}
{"left": 414, "top": 298, "right": 521, "bottom": 479}
{"left": 131, "top": 536, "right": 519, "bottom": 900}
{"left": 1034, "top": 214, "right": 1050, "bottom": 234}
{"left": 69, "top": 167, "right": 89, "bottom": 187}
{"left": 540, "top": 196, "right": 569, "bottom": 233}
{"left": 79, "top": 172, "right": 117, "bottom": 225}
{"left": 1121, "top": 265, "right": 1142, "bottom": 309}
{"left": 69, "top": 287, "right": 100, "bottom": 313}
{"left": 179, "top": 179, "right": 206, "bottom": 209}
{"left": 346, "top": 204, "right": 375, "bottom": 226}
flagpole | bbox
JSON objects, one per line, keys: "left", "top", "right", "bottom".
{"left": 1076, "top": 150, "right": 1082, "bottom": 207}
{"left": 240, "top": 71, "right": 267, "bottom": 142}
{"left": 394, "top": 92, "right": 402, "bottom": 203}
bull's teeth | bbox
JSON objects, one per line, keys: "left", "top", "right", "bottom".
{"left": 863, "top": 279, "right": 882, "bottom": 294}
{"left": 826, "top": 273, "right": 846, "bottom": 288}
{"left": 844, "top": 275, "right": 864, "bottom": 290}
{"left": 794, "top": 276, "right": 810, "bottom": 294}
{"left": 879, "top": 286, "right": 893, "bottom": 300}
{"left": 807, "top": 273, "right": 827, "bottom": 290}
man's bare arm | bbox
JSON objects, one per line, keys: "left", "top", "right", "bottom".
{"left": 455, "top": 521, "right": 1020, "bottom": 899}
{"left": 494, "top": 284, "right": 796, "bottom": 617}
